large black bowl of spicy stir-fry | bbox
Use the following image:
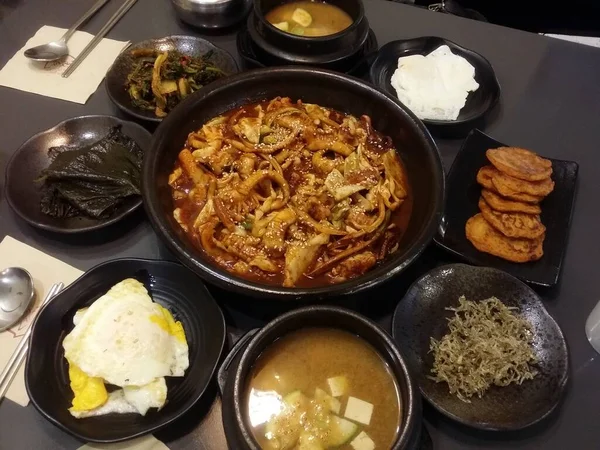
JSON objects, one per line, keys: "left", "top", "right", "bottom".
{"left": 143, "top": 67, "right": 445, "bottom": 299}
{"left": 106, "top": 36, "right": 239, "bottom": 122}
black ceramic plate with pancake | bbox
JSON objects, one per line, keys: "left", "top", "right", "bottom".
{"left": 434, "top": 129, "right": 579, "bottom": 287}
{"left": 105, "top": 35, "right": 239, "bottom": 123}
{"left": 4, "top": 115, "right": 151, "bottom": 234}
{"left": 25, "top": 258, "right": 226, "bottom": 443}
{"left": 369, "top": 37, "right": 500, "bottom": 134}
{"left": 392, "top": 264, "right": 569, "bottom": 431}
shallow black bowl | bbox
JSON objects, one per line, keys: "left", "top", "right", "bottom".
{"left": 26, "top": 258, "right": 226, "bottom": 443}
{"left": 219, "top": 306, "right": 422, "bottom": 449}
{"left": 5, "top": 115, "right": 151, "bottom": 234}
{"left": 142, "top": 66, "right": 445, "bottom": 299}
{"left": 370, "top": 37, "right": 501, "bottom": 135}
{"left": 246, "top": 0, "right": 371, "bottom": 72}
{"left": 392, "top": 264, "right": 569, "bottom": 431}
{"left": 105, "top": 35, "right": 239, "bottom": 123}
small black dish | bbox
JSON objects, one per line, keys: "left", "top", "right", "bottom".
{"left": 434, "top": 129, "right": 579, "bottom": 287}
{"left": 369, "top": 37, "right": 500, "bottom": 135}
{"left": 236, "top": 26, "right": 378, "bottom": 75}
{"left": 218, "top": 306, "right": 422, "bottom": 449}
{"left": 26, "top": 258, "right": 226, "bottom": 443}
{"left": 392, "top": 263, "right": 569, "bottom": 431}
{"left": 243, "top": 0, "right": 373, "bottom": 73}
{"left": 105, "top": 35, "right": 239, "bottom": 123}
{"left": 4, "top": 115, "right": 151, "bottom": 234}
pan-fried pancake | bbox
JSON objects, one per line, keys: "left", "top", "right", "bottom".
{"left": 481, "top": 190, "right": 542, "bottom": 215}
{"left": 487, "top": 147, "right": 552, "bottom": 181}
{"left": 466, "top": 214, "right": 544, "bottom": 263}
{"left": 476, "top": 165, "right": 496, "bottom": 190}
{"left": 477, "top": 166, "right": 543, "bottom": 203}
{"left": 491, "top": 170, "right": 554, "bottom": 197}
{"left": 479, "top": 197, "right": 546, "bottom": 239}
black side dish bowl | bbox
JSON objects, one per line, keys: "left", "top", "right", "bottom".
{"left": 219, "top": 306, "right": 422, "bottom": 449}
{"left": 25, "top": 258, "right": 226, "bottom": 443}
{"left": 142, "top": 66, "right": 445, "bottom": 300}
{"left": 434, "top": 129, "right": 579, "bottom": 287}
{"left": 245, "top": 0, "right": 372, "bottom": 72}
{"left": 369, "top": 37, "right": 501, "bottom": 135}
{"left": 392, "top": 264, "right": 569, "bottom": 431}
{"left": 5, "top": 115, "right": 151, "bottom": 233}
{"left": 105, "top": 35, "right": 239, "bottom": 123}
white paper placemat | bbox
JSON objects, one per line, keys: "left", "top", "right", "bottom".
{"left": 77, "top": 436, "right": 169, "bottom": 450}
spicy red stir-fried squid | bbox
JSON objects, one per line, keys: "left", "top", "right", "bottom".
{"left": 169, "top": 97, "right": 412, "bottom": 287}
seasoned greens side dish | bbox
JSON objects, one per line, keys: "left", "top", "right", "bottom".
{"left": 125, "top": 49, "right": 226, "bottom": 117}
{"left": 429, "top": 296, "right": 538, "bottom": 402}
{"left": 38, "top": 126, "right": 143, "bottom": 219}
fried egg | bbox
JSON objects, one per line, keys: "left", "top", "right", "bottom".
{"left": 63, "top": 278, "right": 189, "bottom": 418}
{"left": 70, "top": 390, "right": 138, "bottom": 419}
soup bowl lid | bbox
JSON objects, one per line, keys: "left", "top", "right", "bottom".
{"left": 230, "top": 306, "right": 421, "bottom": 449}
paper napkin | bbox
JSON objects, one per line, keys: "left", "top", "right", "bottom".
{"left": 0, "top": 25, "right": 129, "bottom": 104}
{"left": 77, "top": 436, "right": 169, "bottom": 450}
{"left": 0, "top": 236, "right": 83, "bottom": 406}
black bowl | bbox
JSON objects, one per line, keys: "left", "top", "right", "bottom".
{"left": 105, "top": 35, "right": 239, "bottom": 123}
{"left": 236, "top": 26, "right": 378, "bottom": 75}
{"left": 369, "top": 37, "right": 501, "bottom": 135}
{"left": 26, "top": 258, "right": 226, "bottom": 443}
{"left": 219, "top": 306, "right": 422, "bottom": 449}
{"left": 142, "top": 66, "right": 445, "bottom": 299}
{"left": 246, "top": 0, "right": 371, "bottom": 72}
{"left": 392, "top": 264, "right": 569, "bottom": 431}
{"left": 5, "top": 115, "right": 151, "bottom": 233}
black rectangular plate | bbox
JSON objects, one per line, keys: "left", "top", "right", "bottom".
{"left": 434, "top": 129, "right": 579, "bottom": 287}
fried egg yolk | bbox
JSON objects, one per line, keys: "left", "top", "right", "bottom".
{"left": 149, "top": 305, "right": 187, "bottom": 343}
{"left": 68, "top": 360, "right": 108, "bottom": 412}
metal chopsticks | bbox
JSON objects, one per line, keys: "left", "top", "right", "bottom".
{"left": 0, "top": 282, "right": 64, "bottom": 402}
{"left": 62, "top": 0, "right": 138, "bottom": 78}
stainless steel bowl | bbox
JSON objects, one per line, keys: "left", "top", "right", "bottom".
{"left": 170, "top": 0, "right": 252, "bottom": 29}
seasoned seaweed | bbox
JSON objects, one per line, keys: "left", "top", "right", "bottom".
{"left": 38, "top": 126, "right": 143, "bottom": 219}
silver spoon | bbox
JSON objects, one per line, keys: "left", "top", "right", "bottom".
{"left": 0, "top": 268, "right": 35, "bottom": 332}
{"left": 23, "top": 0, "right": 111, "bottom": 62}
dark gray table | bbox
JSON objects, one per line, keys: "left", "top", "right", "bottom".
{"left": 1, "top": 0, "right": 599, "bottom": 449}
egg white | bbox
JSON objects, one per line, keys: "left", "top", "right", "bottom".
{"left": 69, "top": 390, "right": 137, "bottom": 418}
{"left": 64, "top": 279, "right": 189, "bottom": 387}
{"left": 123, "top": 377, "right": 168, "bottom": 416}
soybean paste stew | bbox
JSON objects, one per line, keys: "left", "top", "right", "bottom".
{"left": 246, "top": 328, "right": 401, "bottom": 449}
{"left": 266, "top": 1, "right": 353, "bottom": 37}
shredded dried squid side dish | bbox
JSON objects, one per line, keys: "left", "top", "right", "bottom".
{"left": 168, "top": 97, "right": 412, "bottom": 287}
